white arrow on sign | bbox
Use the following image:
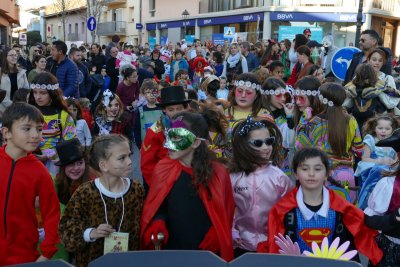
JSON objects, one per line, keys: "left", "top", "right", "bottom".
{"left": 336, "top": 57, "right": 351, "bottom": 69}
{"left": 90, "top": 19, "right": 95, "bottom": 30}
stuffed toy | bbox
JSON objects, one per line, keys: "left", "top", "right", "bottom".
{"left": 320, "top": 34, "right": 338, "bottom": 78}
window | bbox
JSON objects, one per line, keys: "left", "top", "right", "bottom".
{"left": 69, "top": 24, "right": 72, "bottom": 34}
{"left": 82, "top": 22, "right": 85, "bottom": 34}
{"left": 75, "top": 23, "right": 78, "bottom": 34}
{"left": 149, "top": 0, "right": 155, "bottom": 17}
{"left": 234, "top": 0, "right": 251, "bottom": 8}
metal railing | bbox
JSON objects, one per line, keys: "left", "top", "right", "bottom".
{"left": 97, "top": 21, "right": 127, "bottom": 36}
{"left": 101, "top": 0, "right": 126, "bottom": 5}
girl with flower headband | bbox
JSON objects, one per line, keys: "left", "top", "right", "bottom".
{"left": 225, "top": 73, "right": 269, "bottom": 159}
{"left": 230, "top": 115, "right": 294, "bottom": 257}
{"left": 140, "top": 112, "right": 235, "bottom": 261}
{"left": 92, "top": 89, "right": 132, "bottom": 140}
{"left": 28, "top": 72, "right": 76, "bottom": 176}
{"left": 262, "top": 77, "right": 296, "bottom": 178}
{"left": 296, "top": 82, "right": 363, "bottom": 203}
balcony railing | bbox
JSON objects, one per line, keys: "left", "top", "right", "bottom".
{"left": 102, "top": 0, "right": 126, "bottom": 5}
{"left": 67, "top": 33, "right": 79, "bottom": 41}
{"left": 97, "top": 21, "right": 126, "bottom": 36}
{"left": 370, "top": 0, "right": 396, "bottom": 12}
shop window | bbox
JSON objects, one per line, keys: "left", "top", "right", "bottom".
{"left": 234, "top": 0, "right": 251, "bottom": 8}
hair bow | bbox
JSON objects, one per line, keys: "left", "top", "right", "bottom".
{"left": 102, "top": 89, "right": 115, "bottom": 107}
{"left": 238, "top": 115, "right": 265, "bottom": 136}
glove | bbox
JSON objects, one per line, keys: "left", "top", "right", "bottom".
{"left": 274, "top": 233, "right": 301, "bottom": 256}
{"left": 199, "top": 226, "right": 219, "bottom": 253}
{"left": 143, "top": 220, "right": 169, "bottom": 247}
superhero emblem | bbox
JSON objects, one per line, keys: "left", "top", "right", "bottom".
{"left": 299, "top": 228, "right": 331, "bottom": 248}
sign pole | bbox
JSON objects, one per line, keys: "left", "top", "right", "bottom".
{"left": 354, "top": 0, "right": 364, "bottom": 47}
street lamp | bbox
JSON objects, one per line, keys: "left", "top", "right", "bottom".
{"left": 181, "top": 9, "right": 190, "bottom": 40}
{"left": 354, "top": 0, "right": 364, "bottom": 47}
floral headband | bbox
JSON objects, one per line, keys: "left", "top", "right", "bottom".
{"left": 102, "top": 89, "right": 115, "bottom": 107}
{"left": 293, "top": 89, "right": 334, "bottom": 107}
{"left": 238, "top": 115, "right": 266, "bottom": 136}
{"left": 30, "top": 83, "right": 59, "bottom": 90}
{"left": 262, "top": 85, "right": 294, "bottom": 96}
{"left": 234, "top": 80, "right": 262, "bottom": 91}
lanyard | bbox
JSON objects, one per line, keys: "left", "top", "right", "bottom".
{"left": 98, "top": 178, "right": 126, "bottom": 232}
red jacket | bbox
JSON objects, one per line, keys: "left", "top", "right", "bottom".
{"left": 0, "top": 146, "right": 60, "bottom": 265}
{"left": 140, "top": 121, "right": 168, "bottom": 186}
{"left": 140, "top": 158, "right": 235, "bottom": 261}
{"left": 257, "top": 187, "right": 383, "bottom": 266}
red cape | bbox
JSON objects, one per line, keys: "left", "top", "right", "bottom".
{"left": 257, "top": 187, "right": 383, "bottom": 266}
{"left": 140, "top": 157, "right": 234, "bottom": 261}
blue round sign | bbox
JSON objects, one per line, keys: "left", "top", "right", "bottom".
{"left": 87, "top": 17, "right": 97, "bottom": 32}
{"left": 331, "top": 47, "right": 361, "bottom": 81}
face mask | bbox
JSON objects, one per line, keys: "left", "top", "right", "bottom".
{"left": 164, "top": 127, "right": 197, "bottom": 151}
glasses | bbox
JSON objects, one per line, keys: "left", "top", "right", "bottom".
{"left": 248, "top": 137, "right": 275, "bottom": 148}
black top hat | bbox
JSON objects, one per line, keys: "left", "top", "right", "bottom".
{"left": 156, "top": 86, "right": 191, "bottom": 108}
{"left": 55, "top": 138, "right": 84, "bottom": 166}
{"left": 376, "top": 128, "right": 400, "bottom": 152}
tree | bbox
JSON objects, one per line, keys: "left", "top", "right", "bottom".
{"left": 51, "top": 0, "right": 80, "bottom": 41}
{"left": 27, "top": 31, "right": 42, "bottom": 46}
{"left": 86, "top": 0, "right": 103, "bottom": 44}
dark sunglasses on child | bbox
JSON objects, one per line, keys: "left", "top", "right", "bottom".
{"left": 248, "top": 136, "right": 275, "bottom": 147}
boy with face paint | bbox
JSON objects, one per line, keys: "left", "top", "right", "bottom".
{"left": 140, "top": 86, "right": 190, "bottom": 188}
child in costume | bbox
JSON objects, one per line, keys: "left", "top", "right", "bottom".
{"left": 140, "top": 112, "right": 235, "bottom": 261}
{"left": 116, "top": 43, "right": 138, "bottom": 69}
{"left": 133, "top": 79, "right": 162, "bottom": 149}
{"left": 296, "top": 83, "right": 363, "bottom": 202}
{"left": 257, "top": 148, "right": 383, "bottom": 266}
{"left": 262, "top": 77, "right": 296, "bottom": 178}
{"left": 28, "top": 72, "right": 76, "bottom": 176}
{"left": 364, "top": 132, "right": 400, "bottom": 266}
{"left": 230, "top": 115, "right": 294, "bottom": 257}
{"left": 217, "top": 76, "right": 229, "bottom": 100}
{"left": 92, "top": 90, "right": 132, "bottom": 140}
{"left": 0, "top": 103, "right": 60, "bottom": 265}
{"left": 66, "top": 98, "right": 92, "bottom": 146}
{"left": 356, "top": 114, "right": 399, "bottom": 209}
{"left": 58, "top": 134, "right": 144, "bottom": 267}
{"left": 140, "top": 85, "right": 190, "bottom": 187}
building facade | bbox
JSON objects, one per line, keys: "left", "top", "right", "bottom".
{"left": 98, "top": 0, "right": 141, "bottom": 45}
{"left": 0, "top": 0, "right": 20, "bottom": 46}
{"left": 142, "top": 0, "right": 400, "bottom": 55}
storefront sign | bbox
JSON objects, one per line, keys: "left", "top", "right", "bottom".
{"left": 146, "top": 23, "right": 156, "bottom": 31}
{"left": 157, "top": 20, "right": 196, "bottom": 30}
{"left": 270, "top": 12, "right": 365, "bottom": 22}
{"left": 198, "top": 12, "right": 264, "bottom": 26}
{"left": 278, "top": 26, "right": 323, "bottom": 43}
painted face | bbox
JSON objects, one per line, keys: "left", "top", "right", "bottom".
{"left": 248, "top": 128, "right": 274, "bottom": 160}
{"left": 106, "top": 98, "right": 120, "bottom": 118}
{"left": 68, "top": 105, "right": 78, "bottom": 119}
{"left": 270, "top": 90, "right": 287, "bottom": 110}
{"left": 101, "top": 142, "right": 132, "bottom": 178}
{"left": 163, "top": 104, "right": 185, "bottom": 119}
{"left": 295, "top": 94, "right": 310, "bottom": 112}
{"left": 235, "top": 86, "right": 257, "bottom": 109}
{"left": 375, "top": 119, "right": 393, "bottom": 140}
{"left": 2, "top": 117, "right": 43, "bottom": 153}
{"left": 369, "top": 52, "right": 384, "bottom": 73}
{"left": 65, "top": 159, "right": 86, "bottom": 180}
{"left": 295, "top": 157, "right": 328, "bottom": 192}
{"left": 271, "top": 67, "right": 284, "bottom": 80}
{"left": 144, "top": 89, "right": 159, "bottom": 104}
{"left": 33, "top": 88, "right": 51, "bottom": 106}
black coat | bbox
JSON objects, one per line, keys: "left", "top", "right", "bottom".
{"left": 106, "top": 57, "right": 119, "bottom": 93}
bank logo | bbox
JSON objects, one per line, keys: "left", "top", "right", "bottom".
{"left": 276, "top": 13, "right": 293, "bottom": 20}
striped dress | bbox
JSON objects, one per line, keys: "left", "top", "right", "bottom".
{"left": 295, "top": 114, "right": 363, "bottom": 202}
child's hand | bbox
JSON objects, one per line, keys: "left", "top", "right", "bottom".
{"left": 283, "top": 103, "right": 294, "bottom": 117}
{"left": 90, "top": 224, "right": 115, "bottom": 239}
{"left": 36, "top": 255, "right": 49, "bottom": 262}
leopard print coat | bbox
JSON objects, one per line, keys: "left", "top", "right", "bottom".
{"left": 58, "top": 179, "right": 144, "bottom": 267}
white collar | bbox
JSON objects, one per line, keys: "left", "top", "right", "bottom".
{"left": 94, "top": 177, "right": 130, "bottom": 198}
{"left": 296, "top": 186, "right": 330, "bottom": 220}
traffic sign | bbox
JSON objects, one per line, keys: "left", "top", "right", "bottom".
{"left": 223, "top": 27, "right": 235, "bottom": 39}
{"left": 136, "top": 23, "right": 143, "bottom": 30}
{"left": 87, "top": 16, "right": 97, "bottom": 32}
{"left": 19, "top": 33, "right": 27, "bottom": 46}
{"left": 331, "top": 47, "right": 361, "bottom": 81}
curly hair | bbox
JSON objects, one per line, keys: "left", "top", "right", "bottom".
{"left": 362, "top": 114, "right": 400, "bottom": 138}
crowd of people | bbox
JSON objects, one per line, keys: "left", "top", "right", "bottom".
{"left": 0, "top": 28, "right": 400, "bottom": 267}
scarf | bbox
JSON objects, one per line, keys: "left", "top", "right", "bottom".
{"left": 227, "top": 52, "right": 241, "bottom": 68}
{"left": 344, "top": 78, "right": 386, "bottom": 99}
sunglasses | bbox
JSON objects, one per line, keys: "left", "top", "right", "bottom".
{"left": 248, "top": 137, "right": 275, "bottom": 147}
